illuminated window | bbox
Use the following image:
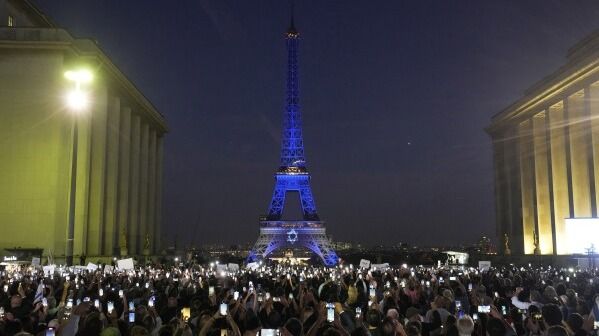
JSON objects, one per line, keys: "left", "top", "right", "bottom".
{"left": 7, "top": 15, "right": 14, "bottom": 27}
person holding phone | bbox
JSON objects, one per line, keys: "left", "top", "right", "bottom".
{"left": 197, "top": 309, "right": 241, "bottom": 336}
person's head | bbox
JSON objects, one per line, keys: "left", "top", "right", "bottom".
{"left": 544, "top": 286, "right": 558, "bottom": 303}
{"left": 433, "top": 295, "right": 448, "bottom": 310}
{"left": 283, "top": 317, "right": 302, "bottom": 336}
{"left": 130, "top": 325, "right": 150, "bottom": 336}
{"left": 486, "top": 317, "right": 506, "bottom": 336}
{"left": 10, "top": 294, "right": 22, "bottom": 307}
{"left": 406, "top": 321, "right": 422, "bottom": 336}
{"left": 366, "top": 309, "right": 383, "bottom": 328}
{"left": 386, "top": 308, "right": 399, "bottom": 321}
{"left": 546, "top": 325, "right": 569, "bottom": 336}
{"left": 542, "top": 304, "right": 563, "bottom": 327}
{"left": 100, "top": 327, "right": 122, "bottom": 336}
{"left": 406, "top": 307, "right": 421, "bottom": 322}
{"left": 456, "top": 316, "right": 474, "bottom": 336}
{"left": 380, "top": 316, "right": 397, "bottom": 336}
{"left": 244, "top": 309, "right": 261, "bottom": 332}
{"left": 530, "top": 290, "right": 543, "bottom": 303}
{"left": 82, "top": 311, "right": 103, "bottom": 336}
{"left": 567, "top": 313, "right": 583, "bottom": 332}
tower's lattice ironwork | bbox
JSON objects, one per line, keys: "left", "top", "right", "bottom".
{"left": 248, "top": 11, "right": 338, "bottom": 267}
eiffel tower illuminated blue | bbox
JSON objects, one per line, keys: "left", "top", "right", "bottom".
{"left": 248, "top": 8, "right": 338, "bottom": 266}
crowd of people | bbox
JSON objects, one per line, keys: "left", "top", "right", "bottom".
{"left": 0, "top": 260, "right": 598, "bottom": 336}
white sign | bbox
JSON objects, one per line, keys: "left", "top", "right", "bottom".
{"left": 371, "top": 263, "right": 389, "bottom": 270}
{"left": 246, "top": 262, "right": 259, "bottom": 270}
{"left": 565, "top": 218, "right": 599, "bottom": 254}
{"left": 117, "top": 258, "right": 134, "bottom": 271}
{"left": 104, "top": 265, "right": 114, "bottom": 274}
{"left": 87, "top": 263, "right": 98, "bottom": 271}
{"left": 228, "top": 263, "right": 240, "bottom": 272}
{"left": 31, "top": 257, "right": 40, "bottom": 266}
{"left": 216, "top": 264, "right": 228, "bottom": 273}
{"left": 359, "top": 259, "right": 371, "bottom": 269}
{"left": 479, "top": 261, "right": 491, "bottom": 271}
{"left": 43, "top": 265, "right": 55, "bottom": 276}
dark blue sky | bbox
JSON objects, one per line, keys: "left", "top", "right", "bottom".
{"left": 36, "top": 1, "right": 599, "bottom": 247}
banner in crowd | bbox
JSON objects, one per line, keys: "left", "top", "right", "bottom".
{"left": 117, "top": 258, "right": 134, "bottom": 270}
{"left": 478, "top": 261, "right": 491, "bottom": 271}
{"left": 359, "top": 259, "right": 371, "bottom": 269}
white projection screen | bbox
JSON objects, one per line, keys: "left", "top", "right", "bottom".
{"left": 565, "top": 218, "right": 599, "bottom": 254}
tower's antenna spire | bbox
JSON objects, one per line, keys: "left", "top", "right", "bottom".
{"left": 288, "top": 0, "right": 297, "bottom": 34}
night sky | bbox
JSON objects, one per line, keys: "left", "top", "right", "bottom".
{"left": 35, "top": 1, "right": 599, "bottom": 247}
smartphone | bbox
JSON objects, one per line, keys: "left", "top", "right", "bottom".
{"left": 107, "top": 301, "right": 114, "bottom": 313}
{"left": 260, "top": 330, "right": 279, "bottom": 336}
{"left": 456, "top": 300, "right": 461, "bottom": 309}
{"left": 220, "top": 302, "right": 228, "bottom": 316}
{"left": 94, "top": 299, "right": 100, "bottom": 308}
{"left": 145, "top": 282, "right": 150, "bottom": 289}
{"left": 385, "top": 281, "right": 390, "bottom": 289}
{"left": 265, "top": 292, "right": 271, "bottom": 300}
{"left": 458, "top": 310, "right": 465, "bottom": 319}
{"left": 289, "top": 293, "right": 294, "bottom": 300}
{"left": 468, "top": 283, "right": 473, "bottom": 291}
{"left": 356, "top": 307, "right": 362, "bottom": 318}
{"left": 46, "top": 328, "right": 56, "bottom": 336}
{"left": 42, "top": 297, "right": 48, "bottom": 307}
{"left": 128, "top": 312, "right": 135, "bottom": 323}
{"left": 129, "top": 301, "right": 134, "bottom": 311}
{"left": 478, "top": 305, "right": 490, "bottom": 313}
{"left": 83, "top": 296, "right": 90, "bottom": 302}
{"left": 148, "top": 298, "right": 154, "bottom": 307}
{"left": 181, "top": 307, "right": 191, "bottom": 321}
{"left": 326, "top": 303, "right": 335, "bottom": 322}
{"left": 234, "top": 291, "right": 239, "bottom": 300}
{"left": 2, "top": 285, "right": 7, "bottom": 292}
{"left": 501, "top": 306, "right": 507, "bottom": 316}
{"left": 118, "top": 289, "right": 123, "bottom": 298}
{"left": 533, "top": 313, "right": 543, "bottom": 321}
{"left": 450, "top": 276, "right": 456, "bottom": 281}
{"left": 66, "top": 299, "right": 73, "bottom": 309}
{"left": 473, "top": 313, "right": 479, "bottom": 320}
{"left": 209, "top": 286, "right": 215, "bottom": 296}
{"left": 593, "top": 321, "right": 599, "bottom": 330}
{"left": 369, "top": 286, "right": 375, "bottom": 298}
{"left": 494, "top": 291, "right": 499, "bottom": 298}
{"left": 99, "top": 288, "right": 104, "bottom": 296}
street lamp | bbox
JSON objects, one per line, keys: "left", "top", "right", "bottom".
{"left": 64, "top": 69, "right": 93, "bottom": 266}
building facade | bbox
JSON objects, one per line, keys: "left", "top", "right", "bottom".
{"left": 0, "top": 0, "right": 167, "bottom": 260}
{"left": 488, "top": 31, "right": 599, "bottom": 255}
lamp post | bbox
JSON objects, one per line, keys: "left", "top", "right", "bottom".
{"left": 64, "top": 69, "right": 92, "bottom": 266}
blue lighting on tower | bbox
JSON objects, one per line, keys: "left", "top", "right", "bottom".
{"left": 248, "top": 5, "right": 338, "bottom": 267}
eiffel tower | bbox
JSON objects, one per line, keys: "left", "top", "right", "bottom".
{"left": 247, "top": 8, "right": 338, "bottom": 266}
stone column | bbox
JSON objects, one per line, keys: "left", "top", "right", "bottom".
{"left": 548, "top": 101, "right": 570, "bottom": 254}
{"left": 116, "top": 107, "right": 131, "bottom": 257}
{"left": 102, "top": 96, "right": 121, "bottom": 256}
{"left": 138, "top": 123, "right": 149, "bottom": 256}
{"left": 154, "top": 136, "right": 164, "bottom": 254}
{"left": 519, "top": 119, "right": 536, "bottom": 254}
{"left": 533, "top": 112, "right": 553, "bottom": 254}
{"left": 128, "top": 115, "right": 141, "bottom": 255}
{"left": 567, "top": 91, "right": 592, "bottom": 218}
{"left": 145, "top": 129, "right": 157, "bottom": 256}
{"left": 590, "top": 84, "right": 599, "bottom": 219}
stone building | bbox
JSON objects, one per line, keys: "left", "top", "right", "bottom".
{"left": 488, "top": 31, "right": 599, "bottom": 255}
{"left": 0, "top": 0, "right": 167, "bottom": 260}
